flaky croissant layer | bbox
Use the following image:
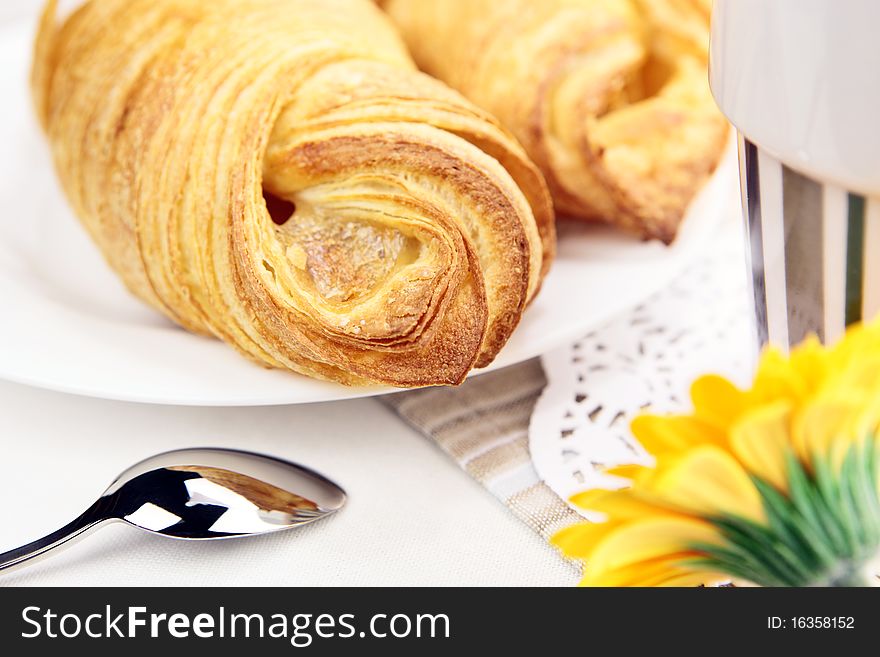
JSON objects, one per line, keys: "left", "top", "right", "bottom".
{"left": 381, "top": 0, "right": 729, "bottom": 243}
{"left": 33, "top": 0, "right": 554, "bottom": 387}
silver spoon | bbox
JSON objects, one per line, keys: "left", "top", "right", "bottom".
{"left": 0, "top": 448, "right": 346, "bottom": 573}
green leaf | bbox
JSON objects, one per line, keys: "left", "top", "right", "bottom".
{"left": 814, "top": 454, "right": 860, "bottom": 557}
{"left": 854, "top": 437, "right": 880, "bottom": 547}
{"left": 686, "top": 543, "right": 785, "bottom": 587}
{"left": 687, "top": 558, "right": 766, "bottom": 587}
{"left": 839, "top": 444, "right": 868, "bottom": 547}
{"left": 709, "top": 516, "right": 808, "bottom": 585}
{"left": 752, "top": 476, "right": 832, "bottom": 569}
{"left": 785, "top": 451, "right": 849, "bottom": 555}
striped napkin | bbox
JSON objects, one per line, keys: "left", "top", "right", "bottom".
{"left": 382, "top": 359, "right": 581, "bottom": 543}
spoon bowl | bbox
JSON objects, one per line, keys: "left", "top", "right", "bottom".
{"left": 0, "top": 448, "right": 346, "bottom": 572}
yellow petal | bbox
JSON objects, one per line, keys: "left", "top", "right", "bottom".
{"left": 570, "top": 488, "right": 676, "bottom": 521}
{"left": 569, "top": 488, "right": 626, "bottom": 513}
{"left": 552, "top": 521, "right": 620, "bottom": 560}
{"left": 750, "top": 347, "right": 809, "bottom": 406}
{"left": 584, "top": 555, "right": 694, "bottom": 587}
{"left": 555, "top": 487, "right": 683, "bottom": 560}
{"left": 583, "top": 552, "right": 730, "bottom": 587}
{"left": 630, "top": 414, "right": 726, "bottom": 458}
{"left": 690, "top": 375, "right": 746, "bottom": 428}
{"left": 826, "top": 356, "right": 880, "bottom": 391}
{"left": 601, "top": 463, "right": 649, "bottom": 482}
{"left": 787, "top": 335, "right": 830, "bottom": 394}
{"left": 730, "top": 400, "right": 792, "bottom": 492}
{"left": 585, "top": 516, "right": 721, "bottom": 578}
{"left": 831, "top": 319, "right": 880, "bottom": 368}
{"left": 793, "top": 392, "right": 880, "bottom": 468}
{"left": 653, "top": 571, "right": 730, "bottom": 587}
{"left": 650, "top": 445, "right": 765, "bottom": 522}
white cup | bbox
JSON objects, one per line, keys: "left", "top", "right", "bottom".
{"left": 710, "top": 0, "right": 880, "bottom": 348}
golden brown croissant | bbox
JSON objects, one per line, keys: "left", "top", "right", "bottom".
{"left": 380, "top": 0, "right": 729, "bottom": 243}
{"left": 32, "top": 0, "right": 554, "bottom": 387}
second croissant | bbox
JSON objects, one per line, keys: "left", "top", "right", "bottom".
{"left": 381, "top": 0, "right": 730, "bottom": 243}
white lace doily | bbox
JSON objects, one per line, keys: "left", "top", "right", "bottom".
{"left": 529, "top": 221, "right": 755, "bottom": 518}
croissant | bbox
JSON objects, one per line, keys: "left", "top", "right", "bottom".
{"left": 380, "top": 0, "right": 729, "bottom": 243}
{"left": 32, "top": 0, "right": 554, "bottom": 387}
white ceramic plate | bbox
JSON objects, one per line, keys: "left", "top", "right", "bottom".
{"left": 0, "top": 19, "right": 737, "bottom": 406}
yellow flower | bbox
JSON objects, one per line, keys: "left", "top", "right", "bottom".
{"left": 553, "top": 320, "right": 880, "bottom": 587}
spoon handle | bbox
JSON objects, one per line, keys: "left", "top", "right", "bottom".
{"left": 0, "top": 497, "right": 114, "bottom": 574}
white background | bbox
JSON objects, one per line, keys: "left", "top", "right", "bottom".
{"left": 0, "top": 0, "right": 576, "bottom": 587}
